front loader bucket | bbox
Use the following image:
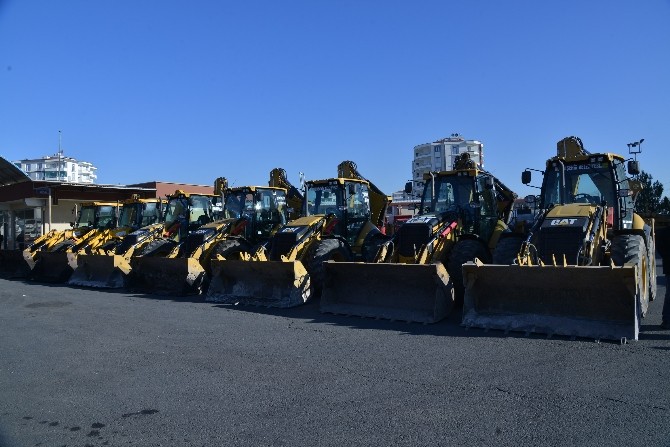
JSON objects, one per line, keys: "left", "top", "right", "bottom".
{"left": 0, "top": 249, "right": 31, "bottom": 278}
{"left": 206, "top": 259, "right": 311, "bottom": 308}
{"left": 127, "top": 257, "right": 206, "bottom": 295}
{"left": 320, "top": 262, "right": 454, "bottom": 324}
{"left": 68, "top": 254, "right": 131, "bottom": 288}
{"left": 30, "top": 252, "right": 78, "bottom": 283}
{"left": 461, "top": 262, "right": 640, "bottom": 341}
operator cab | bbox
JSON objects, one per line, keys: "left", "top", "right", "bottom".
{"left": 534, "top": 156, "right": 636, "bottom": 230}
{"left": 223, "top": 187, "right": 288, "bottom": 239}
{"left": 305, "top": 180, "right": 372, "bottom": 247}
{"left": 77, "top": 204, "right": 117, "bottom": 230}
{"left": 421, "top": 173, "right": 499, "bottom": 241}
{"left": 118, "top": 202, "right": 162, "bottom": 230}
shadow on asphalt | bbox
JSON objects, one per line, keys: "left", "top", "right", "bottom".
{"left": 10, "top": 276, "right": 666, "bottom": 346}
{"left": 206, "top": 298, "right": 622, "bottom": 344}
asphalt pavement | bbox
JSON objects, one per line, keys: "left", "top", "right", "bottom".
{"left": 0, "top": 262, "right": 669, "bottom": 447}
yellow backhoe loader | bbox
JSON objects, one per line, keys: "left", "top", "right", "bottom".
{"left": 320, "top": 153, "right": 517, "bottom": 323}
{"left": 67, "top": 196, "right": 165, "bottom": 288}
{"left": 126, "top": 188, "right": 225, "bottom": 295}
{"left": 29, "top": 201, "right": 120, "bottom": 282}
{"left": 462, "top": 136, "right": 655, "bottom": 341}
{"left": 128, "top": 171, "right": 298, "bottom": 295}
{"left": 206, "top": 161, "right": 390, "bottom": 308}
{"left": 6, "top": 223, "right": 85, "bottom": 278}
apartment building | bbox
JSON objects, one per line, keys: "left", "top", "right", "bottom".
{"left": 13, "top": 151, "right": 97, "bottom": 183}
{"left": 411, "top": 133, "right": 484, "bottom": 198}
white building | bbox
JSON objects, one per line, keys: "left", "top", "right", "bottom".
{"left": 13, "top": 151, "right": 98, "bottom": 183}
{"left": 411, "top": 133, "right": 484, "bottom": 198}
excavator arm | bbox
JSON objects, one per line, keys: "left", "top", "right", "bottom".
{"left": 269, "top": 168, "right": 304, "bottom": 220}
{"left": 492, "top": 176, "right": 517, "bottom": 224}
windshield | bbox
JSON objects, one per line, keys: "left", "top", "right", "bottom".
{"left": 118, "top": 204, "right": 140, "bottom": 228}
{"left": 222, "top": 189, "right": 287, "bottom": 239}
{"left": 306, "top": 184, "right": 343, "bottom": 218}
{"left": 188, "top": 195, "right": 214, "bottom": 225}
{"left": 76, "top": 205, "right": 115, "bottom": 229}
{"left": 224, "top": 189, "right": 287, "bottom": 219}
{"left": 77, "top": 206, "right": 97, "bottom": 228}
{"left": 95, "top": 206, "right": 116, "bottom": 229}
{"left": 342, "top": 181, "right": 371, "bottom": 246}
{"left": 541, "top": 161, "right": 615, "bottom": 208}
{"left": 255, "top": 189, "right": 286, "bottom": 222}
{"left": 345, "top": 181, "right": 371, "bottom": 219}
{"left": 224, "top": 191, "right": 252, "bottom": 219}
{"left": 119, "top": 202, "right": 162, "bottom": 228}
{"left": 164, "top": 197, "right": 189, "bottom": 224}
{"left": 140, "top": 202, "right": 162, "bottom": 226}
{"left": 306, "top": 181, "right": 371, "bottom": 245}
{"left": 421, "top": 175, "right": 474, "bottom": 214}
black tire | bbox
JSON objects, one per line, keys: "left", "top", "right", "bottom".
{"left": 492, "top": 234, "right": 524, "bottom": 265}
{"left": 611, "top": 234, "right": 649, "bottom": 318}
{"left": 211, "top": 238, "right": 252, "bottom": 261}
{"left": 447, "top": 239, "right": 490, "bottom": 306}
{"left": 305, "top": 238, "right": 352, "bottom": 293}
{"left": 648, "top": 233, "right": 657, "bottom": 302}
{"left": 140, "top": 239, "right": 178, "bottom": 257}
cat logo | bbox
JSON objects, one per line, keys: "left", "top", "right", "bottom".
{"left": 550, "top": 218, "right": 577, "bottom": 225}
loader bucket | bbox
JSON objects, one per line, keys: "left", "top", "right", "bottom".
{"left": 68, "top": 254, "right": 131, "bottom": 288}
{"left": 206, "top": 259, "right": 311, "bottom": 308}
{"left": 127, "top": 257, "right": 206, "bottom": 295}
{"left": 320, "top": 261, "right": 454, "bottom": 324}
{"left": 461, "top": 262, "right": 640, "bottom": 341}
{"left": 30, "top": 252, "right": 78, "bottom": 283}
{"left": 0, "top": 249, "right": 31, "bottom": 278}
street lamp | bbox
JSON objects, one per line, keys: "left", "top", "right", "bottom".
{"left": 626, "top": 138, "right": 644, "bottom": 177}
{"left": 627, "top": 138, "right": 644, "bottom": 159}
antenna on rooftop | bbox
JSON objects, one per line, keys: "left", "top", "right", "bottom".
{"left": 58, "top": 130, "right": 63, "bottom": 181}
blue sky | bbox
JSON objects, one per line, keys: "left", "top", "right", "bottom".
{"left": 1, "top": 0, "right": 669, "bottom": 199}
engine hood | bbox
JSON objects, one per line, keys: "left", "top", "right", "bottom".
{"left": 546, "top": 203, "right": 596, "bottom": 219}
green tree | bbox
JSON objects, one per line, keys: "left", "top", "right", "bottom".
{"left": 634, "top": 171, "right": 666, "bottom": 214}
{"left": 659, "top": 196, "right": 670, "bottom": 214}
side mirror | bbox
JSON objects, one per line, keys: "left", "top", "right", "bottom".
{"left": 404, "top": 181, "right": 413, "bottom": 194}
{"left": 484, "top": 176, "right": 494, "bottom": 190}
{"left": 522, "top": 170, "right": 532, "bottom": 185}
{"left": 627, "top": 160, "right": 640, "bottom": 176}
{"left": 524, "top": 194, "right": 536, "bottom": 204}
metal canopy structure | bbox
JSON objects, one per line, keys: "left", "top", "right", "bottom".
{"left": 0, "top": 156, "right": 30, "bottom": 186}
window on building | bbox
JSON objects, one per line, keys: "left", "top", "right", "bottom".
{"left": 451, "top": 145, "right": 460, "bottom": 155}
{"left": 434, "top": 146, "right": 441, "bottom": 152}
